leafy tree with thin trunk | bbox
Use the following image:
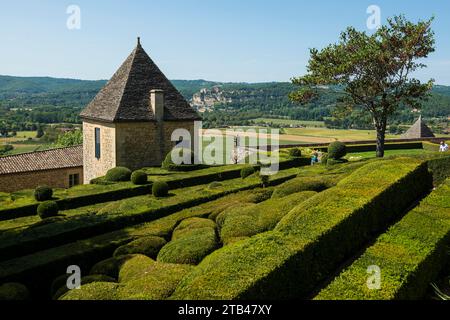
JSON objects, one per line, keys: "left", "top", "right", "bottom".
{"left": 290, "top": 15, "right": 435, "bottom": 157}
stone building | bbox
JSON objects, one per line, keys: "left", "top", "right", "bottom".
{"left": 80, "top": 38, "right": 201, "bottom": 183}
{"left": 401, "top": 116, "right": 435, "bottom": 139}
{"left": 0, "top": 146, "right": 83, "bottom": 193}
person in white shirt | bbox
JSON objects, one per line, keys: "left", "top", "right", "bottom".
{"left": 439, "top": 141, "right": 449, "bottom": 152}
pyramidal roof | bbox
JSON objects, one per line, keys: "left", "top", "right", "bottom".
{"left": 80, "top": 38, "right": 201, "bottom": 122}
{"left": 402, "top": 115, "right": 435, "bottom": 138}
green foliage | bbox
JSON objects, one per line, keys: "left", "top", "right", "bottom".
{"left": 37, "top": 201, "right": 59, "bottom": 219}
{"left": 220, "top": 191, "right": 317, "bottom": 245}
{"left": 240, "top": 166, "right": 255, "bottom": 179}
{"left": 130, "top": 170, "right": 148, "bottom": 185}
{"left": 259, "top": 174, "right": 270, "bottom": 188}
{"left": 0, "top": 144, "right": 13, "bottom": 155}
{"left": 152, "top": 181, "right": 169, "bottom": 197}
{"left": 53, "top": 130, "right": 82, "bottom": 148}
{"left": 271, "top": 175, "right": 339, "bottom": 199}
{"left": 89, "top": 255, "right": 136, "bottom": 280}
{"left": 162, "top": 148, "right": 204, "bottom": 172}
{"left": 291, "top": 15, "right": 436, "bottom": 157}
{"left": 327, "top": 158, "right": 348, "bottom": 166}
{"left": 113, "top": 236, "right": 167, "bottom": 260}
{"left": 60, "top": 282, "right": 120, "bottom": 300}
{"left": 0, "top": 283, "right": 30, "bottom": 300}
{"left": 157, "top": 218, "right": 218, "bottom": 265}
{"left": 328, "top": 141, "right": 347, "bottom": 160}
{"left": 288, "top": 148, "right": 302, "bottom": 158}
{"left": 105, "top": 167, "right": 132, "bottom": 182}
{"left": 34, "top": 185, "right": 53, "bottom": 201}
{"left": 118, "top": 254, "right": 155, "bottom": 283}
{"left": 116, "top": 262, "right": 193, "bottom": 300}
{"left": 170, "top": 159, "right": 431, "bottom": 299}
{"left": 53, "top": 274, "right": 116, "bottom": 300}
{"left": 315, "top": 178, "right": 450, "bottom": 300}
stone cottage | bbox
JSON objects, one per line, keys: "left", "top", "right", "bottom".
{"left": 80, "top": 38, "right": 201, "bottom": 183}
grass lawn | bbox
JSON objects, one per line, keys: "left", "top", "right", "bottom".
{"left": 284, "top": 127, "right": 400, "bottom": 142}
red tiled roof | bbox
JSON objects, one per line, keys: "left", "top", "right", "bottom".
{"left": 0, "top": 145, "right": 83, "bottom": 175}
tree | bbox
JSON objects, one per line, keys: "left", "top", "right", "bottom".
{"left": 36, "top": 126, "right": 44, "bottom": 138}
{"left": 53, "top": 130, "right": 83, "bottom": 148}
{"left": 290, "top": 15, "right": 435, "bottom": 157}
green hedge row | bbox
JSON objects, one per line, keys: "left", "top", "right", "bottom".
{"left": 0, "top": 188, "right": 279, "bottom": 298}
{"left": 0, "top": 170, "right": 298, "bottom": 262}
{"left": 0, "top": 184, "right": 152, "bottom": 221}
{"left": 427, "top": 155, "right": 450, "bottom": 185}
{"left": 0, "top": 158, "right": 306, "bottom": 222}
{"left": 315, "top": 178, "right": 450, "bottom": 300}
{"left": 170, "top": 159, "right": 432, "bottom": 299}
{"left": 313, "top": 142, "right": 424, "bottom": 153}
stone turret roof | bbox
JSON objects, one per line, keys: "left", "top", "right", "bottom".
{"left": 401, "top": 116, "right": 435, "bottom": 139}
{"left": 0, "top": 145, "right": 83, "bottom": 175}
{"left": 80, "top": 38, "right": 201, "bottom": 123}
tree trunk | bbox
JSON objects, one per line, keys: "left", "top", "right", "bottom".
{"left": 375, "top": 122, "right": 386, "bottom": 158}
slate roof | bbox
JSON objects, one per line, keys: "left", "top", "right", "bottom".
{"left": 402, "top": 115, "right": 435, "bottom": 139}
{"left": 0, "top": 145, "right": 83, "bottom": 175}
{"left": 80, "top": 38, "right": 201, "bottom": 122}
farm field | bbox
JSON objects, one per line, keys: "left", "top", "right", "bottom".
{"left": 252, "top": 118, "right": 326, "bottom": 127}
{"left": 0, "top": 141, "right": 448, "bottom": 301}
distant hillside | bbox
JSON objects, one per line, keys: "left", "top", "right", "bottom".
{"left": 0, "top": 75, "right": 448, "bottom": 131}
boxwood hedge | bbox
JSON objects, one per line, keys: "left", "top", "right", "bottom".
{"left": 157, "top": 218, "right": 218, "bottom": 265}
{"left": 170, "top": 159, "right": 432, "bottom": 299}
{"left": 271, "top": 175, "right": 340, "bottom": 199}
{"left": 113, "top": 236, "right": 167, "bottom": 260}
{"left": 315, "top": 178, "right": 450, "bottom": 300}
{"left": 220, "top": 191, "right": 317, "bottom": 245}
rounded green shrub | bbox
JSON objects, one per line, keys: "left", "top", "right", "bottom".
{"left": 157, "top": 227, "right": 218, "bottom": 265}
{"left": 52, "top": 274, "right": 116, "bottom": 300}
{"left": 105, "top": 167, "right": 132, "bottom": 182}
{"left": 118, "top": 254, "right": 156, "bottom": 283}
{"left": 172, "top": 218, "right": 216, "bottom": 241}
{"left": 34, "top": 185, "right": 53, "bottom": 201}
{"left": 131, "top": 170, "right": 148, "bottom": 185}
{"left": 288, "top": 148, "right": 302, "bottom": 158}
{"left": 328, "top": 141, "right": 347, "bottom": 160}
{"left": 208, "top": 181, "right": 223, "bottom": 189}
{"left": 0, "top": 283, "right": 30, "bottom": 301}
{"left": 113, "top": 236, "right": 167, "bottom": 259}
{"left": 37, "top": 201, "right": 59, "bottom": 219}
{"left": 59, "top": 282, "right": 120, "bottom": 300}
{"left": 162, "top": 148, "right": 204, "bottom": 171}
{"left": 116, "top": 262, "right": 193, "bottom": 300}
{"left": 152, "top": 181, "right": 169, "bottom": 197}
{"left": 89, "top": 255, "right": 135, "bottom": 279}
{"left": 240, "top": 166, "right": 255, "bottom": 179}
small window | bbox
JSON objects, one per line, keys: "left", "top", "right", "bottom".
{"left": 95, "top": 128, "right": 101, "bottom": 159}
{"left": 69, "top": 174, "right": 80, "bottom": 188}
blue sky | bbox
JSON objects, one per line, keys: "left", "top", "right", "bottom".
{"left": 0, "top": 0, "right": 449, "bottom": 84}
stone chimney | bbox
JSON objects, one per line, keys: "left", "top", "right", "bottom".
{"left": 150, "top": 89, "right": 164, "bottom": 121}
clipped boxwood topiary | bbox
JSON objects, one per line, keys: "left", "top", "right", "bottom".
{"left": 37, "top": 201, "right": 59, "bottom": 219}
{"left": 328, "top": 141, "right": 347, "bottom": 160}
{"left": 59, "top": 282, "right": 120, "bottom": 300}
{"left": 327, "top": 158, "right": 349, "bottom": 166}
{"left": 131, "top": 170, "right": 148, "bottom": 185}
{"left": 105, "top": 167, "right": 132, "bottom": 182}
{"left": 0, "top": 283, "right": 30, "bottom": 301}
{"left": 162, "top": 148, "right": 204, "bottom": 172}
{"left": 152, "top": 181, "right": 169, "bottom": 197}
{"left": 113, "top": 236, "right": 167, "bottom": 259}
{"left": 52, "top": 274, "right": 116, "bottom": 300}
{"left": 240, "top": 166, "right": 255, "bottom": 179}
{"left": 34, "top": 185, "right": 53, "bottom": 201}
{"left": 89, "top": 255, "right": 135, "bottom": 280}
{"left": 288, "top": 148, "right": 302, "bottom": 158}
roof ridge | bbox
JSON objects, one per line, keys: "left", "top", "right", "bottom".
{"left": 0, "top": 144, "right": 82, "bottom": 160}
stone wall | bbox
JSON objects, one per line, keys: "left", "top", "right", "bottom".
{"left": 0, "top": 167, "right": 84, "bottom": 193}
{"left": 115, "top": 121, "right": 196, "bottom": 169}
{"left": 83, "top": 120, "right": 116, "bottom": 183}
